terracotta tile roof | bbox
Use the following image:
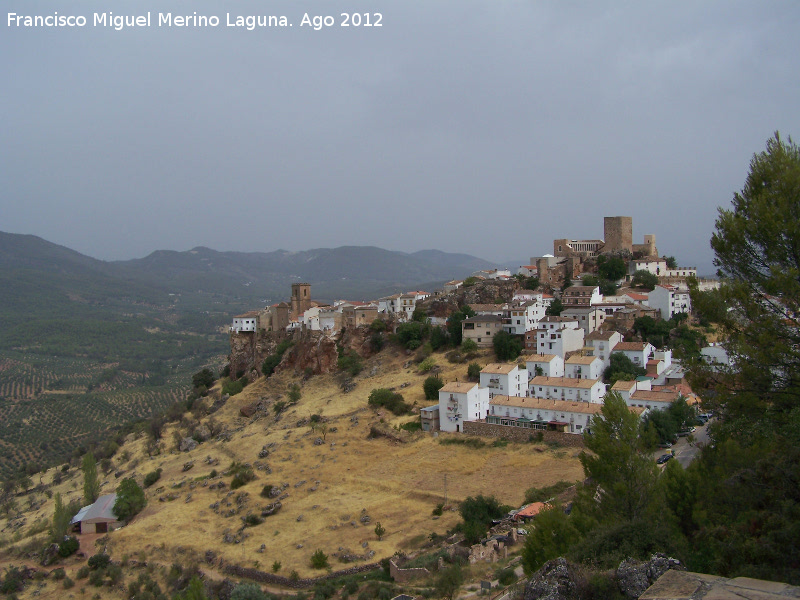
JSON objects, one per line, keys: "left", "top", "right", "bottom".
{"left": 565, "top": 356, "right": 600, "bottom": 365}
{"left": 440, "top": 382, "right": 478, "bottom": 393}
{"left": 490, "top": 395, "right": 605, "bottom": 414}
{"left": 481, "top": 363, "right": 518, "bottom": 374}
{"left": 586, "top": 331, "right": 619, "bottom": 341}
{"left": 614, "top": 342, "right": 649, "bottom": 351}
{"left": 525, "top": 354, "right": 558, "bottom": 362}
{"left": 611, "top": 380, "right": 637, "bottom": 391}
{"left": 631, "top": 390, "right": 681, "bottom": 402}
{"left": 529, "top": 376, "right": 602, "bottom": 389}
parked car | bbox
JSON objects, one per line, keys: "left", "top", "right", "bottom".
{"left": 657, "top": 442, "right": 673, "bottom": 449}
{"left": 656, "top": 454, "right": 673, "bottom": 464}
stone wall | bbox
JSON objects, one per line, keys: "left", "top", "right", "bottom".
{"left": 223, "top": 561, "right": 380, "bottom": 590}
{"left": 389, "top": 557, "right": 431, "bottom": 583}
{"left": 462, "top": 421, "right": 586, "bottom": 448}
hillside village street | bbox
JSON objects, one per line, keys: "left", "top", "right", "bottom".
{"left": 655, "top": 421, "right": 711, "bottom": 469}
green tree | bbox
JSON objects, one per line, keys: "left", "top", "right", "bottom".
{"left": 493, "top": 330, "right": 523, "bottom": 361}
{"left": 113, "top": 478, "right": 146, "bottom": 521}
{"left": 191, "top": 368, "right": 215, "bottom": 389}
{"left": 174, "top": 577, "right": 208, "bottom": 600}
{"left": 374, "top": 521, "right": 386, "bottom": 540}
{"left": 435, "top": 564, "right": 464, "bottom": 600}
{"left": 598, "top": 255, "right": 628, "bottom": 280}
{"left": 664, "top": 256, "right": 678, "bottom": 269}
{"left": 632, "top": 270, "right": 658, "bottom": 290}
{"left": 524, "top": 276, "right": 540, "bottom": 290}
{"left": 423, "top": 375, "right": 444, "bottom": 400}
{"left": 82, "top": 453, "right": 100, "bottom": 505}
{"left": 446, "top": 306, "right": 475, "bottom": 346}
{"left": 603, "top": 352, "right": 646, "bottom": 385}
{"left": 545, "top": 298, "right": 564, "bottom": 316}
{"left": 521, "top": 504, "right": 581, "bottom": 574}
{"left": 50, "top": 492, "right": 71, "bottom": 542}
{"left": 458, "top": 495, "right": 509, "bottom": 543}
{"left": 579, "top": 392, "right": 658, "bottom": 522}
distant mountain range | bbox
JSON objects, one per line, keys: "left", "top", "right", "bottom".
{"left": 0, "top": 232, "right": 502, "bottom": 326}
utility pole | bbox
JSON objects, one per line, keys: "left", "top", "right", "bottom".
{"left": 444, "top": 473, "right": 447, "bottom": 508}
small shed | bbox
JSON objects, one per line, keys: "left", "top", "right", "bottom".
{"left": 71, "top": 493, "right": 120, "bottom": 534}
{"left": 513, "top": 501, "right": 549, "bottom": 522}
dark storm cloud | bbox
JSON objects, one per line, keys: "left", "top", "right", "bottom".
{"left": 2, "top": 1, "right": 799, "bottom": 274}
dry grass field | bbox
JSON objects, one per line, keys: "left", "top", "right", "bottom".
{"left": 0, "top": 347, "right": 584, "bottom": 597}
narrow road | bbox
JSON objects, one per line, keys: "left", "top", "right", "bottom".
{"left": 654, "top": 420, "right": 711, "bottom": 470}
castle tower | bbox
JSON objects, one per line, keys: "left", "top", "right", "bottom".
{"left": 290, "top": 283, "right": 312, "bottom": 316}
{"left": 603, "top": 216, "right": 633, "bottom": 254}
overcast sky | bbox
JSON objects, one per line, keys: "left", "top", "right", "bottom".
{"left": 2, "top": 1, "right": 799, "bottom": 274}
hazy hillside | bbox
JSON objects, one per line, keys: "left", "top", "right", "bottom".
{"left": 0, "top": 231, "right": 499, "bottom": 477}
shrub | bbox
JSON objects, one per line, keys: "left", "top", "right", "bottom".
{"left": 399, "top": 421, "right": 422, "bottom": 432}
{"left": 58, "top": 536, "right": 80, "bottom": 557}
{"left": 229, "top": 462, "right": 256, "bottom": 490}
{"left": 272, "top": 561, "right": 281, "bottom": 573}
{"left": 496, "top": 567, "right": 517, "bottom": 586}
{"left": 418, "top": 357, "right": 436, "bottom": 374}
{"left": 143, "top": 468, "right": 162, "bottom": 488}
{"left": 63, "top": 577, "right": 75, "bottom": 589}
{"left": 432, "top": 503, "right": 443, "bottom": 516}
{"left": 422, "top": 375, "right": 444, "bottom": 400}
{"left": 287, "top": 384, "right": 302, "bottom": 404}
{"left": 310, "top": 549, "right": 329, "bottom": 569}
{"left": 467, "top": 363, "right": 481, "bottom": 380}
{"left": 338, "top": 351, "right": 363, "bottom": 377}
{"left": 461, "top": 339, "right": 478, "bottom": 354}
{"left": 367, "top": 388, "right": 411, "bottom": 415}
{"left": 231, "top": 582, "right": 270, "bottom": 600}
{"left": 76, "top": 565, "right": 90, "bottom": 579}
{"left": 244, "top": 514, "right": 264, "bottom": 527}
{"left": 0, "top": 566, "right": 24, "bottom": 594}
{"left": 261, "top": 354, "right": 282, "bottom": 378}
{"left": 52, "top": 568, "right": 66, "bottom": 581}
{"left": 88, "top": 553, "right": 111, "bottom": 570}
{"left": 260, "top": 485, "right": 274, "bottom": 498}
{"left": 222, "top": 377, "right": 245, "bottom": 397}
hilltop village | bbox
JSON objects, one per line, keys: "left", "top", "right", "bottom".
{"left": 229, "top": 216, "right": 716, "bottom": 439}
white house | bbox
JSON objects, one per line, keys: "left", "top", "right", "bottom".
{"left": 231, "top": 311, "right": 259, "bottom": 333}
{"left": 701, "top": 343, "right": 730, "bottom": 366}
{"left": 487, "top": 396, "right": 607, "bottom": 434}
{"left": 610, "top": 378, "right": 653, "bottom": 403}
{"left": 71, "top": 493, "right": 120, "bottom": 534}
{"left": 443, "top": 280, "right": 463, "bottom": 293}
{"left": 621, "top": 292, "right": 650, "bottom": 306}
{"left": 663, "top": 267, "right": 698, "bottom": 278}
{"left": 528, "top": 376, "right": 607, "bottom": 404}
{"left": 564, "top": 355, "right": 604, "bottom": 380}
{"left": 301, "top": 306, "right": 323, "bottom": 331}
{"left": 526, "top": 354, "right": 565, "bottom": 378}
{"left": 503, "top": 302, "right": 545, "bottom": 334}
{"left": 438, "top": 382, "right": 490, "bottom": 433}
{"left": 532, "top": 317, "right": 585, "bottom": 357}
{"left": 612, "top": 341, "right": 655, "bottom": 368}
{"left": 473, "top": 268, "right": 512, "bottom": 280}
{"left": 517, "top": 265, "right": 539, "bottom": 277}
{"left": 585, "top": 330, "right": 623, "bottom": 368}
{"left": 561, "top": 306, "right": 607, "bottom": 334}
{"left": 462, "top": 315, "right": 503, "bottom": 347}
{"left": 630, "top": 258, "right": 668, "bottom": 276}
{"left": 480, "top": 363, "right": 528, "bottom": 398}
{"left": 513, "top": 290, "right": 542, "bottom": 303}
{"left": 648, "top": 284, "right": 691, "bottom": 320}
{"left": 561, "top": 285, "right": 603, "bottom": 308}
